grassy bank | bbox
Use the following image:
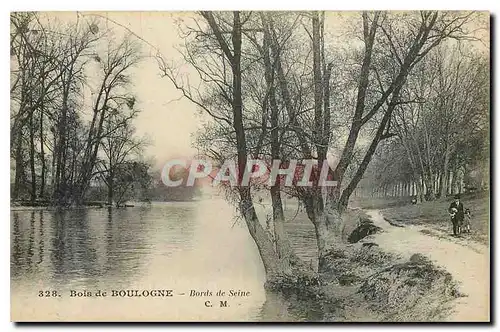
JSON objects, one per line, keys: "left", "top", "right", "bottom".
{"left": 379, "top": 192, "right": 489, "bottom": 245}
{"left": 350, "top": 196, "right": 411, "bottom": 210}
{"left": 279, "top": 203, "right": 461, "bottom": 321}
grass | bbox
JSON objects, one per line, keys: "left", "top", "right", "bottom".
{"left": 349, "top": 196, "right": 411, "bottom": 210}
{"left": 380, "top": 192, "right": 489, "bottom": 245}
{"left": 356, "top": 253, "right": 462, "bottom": 321}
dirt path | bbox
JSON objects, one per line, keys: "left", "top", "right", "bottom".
{"left": 366, "top": 210, "right": 490, "bottom": 322}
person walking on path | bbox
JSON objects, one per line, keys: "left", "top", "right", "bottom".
{"left": 449, "top": 194, "right": 465, "bottom": 236}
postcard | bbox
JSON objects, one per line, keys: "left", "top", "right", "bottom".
{"left": 10, "top": 10, "right": 490, "bottom": 322}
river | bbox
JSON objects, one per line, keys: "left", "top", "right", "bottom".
{"left": 10, "top": 198, "right": 322, "bottom": 322}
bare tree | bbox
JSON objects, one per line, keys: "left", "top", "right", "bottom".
{"left": 10, "top": 13, "right": 146, "bottom": 207}
{"left": 98, "top": 109, "right": 149, "bottom": 206}
{"left": 74, "top": 35, "right": 141, "bottom": 205}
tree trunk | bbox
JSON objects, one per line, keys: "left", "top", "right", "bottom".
{"left": 235, "top": 12, "right": 282, "bottom": 279}
{"left": 107, "top": 172, "right": 114, "bottom": 206}
{"left": 451, "top": 169, "right": 458, "bottom": 195}
{"left": 262, "top": 17, "right": 293, "bottom": 273}
{"left": 39, "top": 108, "right": 46, "bottom": 198}
{"left": 200, "top": 11, "right": 285, "bottom": 280}
{"left": 425, "top": 176, "right": 436, "bottom": 201}
{"left": 415, "top": 174, "right": 424, "bottom": 203}
{"left": 266, "top": 15, "right": 312, "bottom": 159}
{"left": 240, "top": 189, "right": 281, "bottom": 278}
{"left": 270, "top": 186, "right": 293, "bottom": 273}
{"left": 13, "top": 132, "right": 24, "bottom": 200}
{"left": 312, "top": 12, "right": 324, "bottom": 155}
{"left": 28, "top": 111, "right": 36, "bottom": 202}
{"left": 305, "top": 199, "right": 341, "bottom": 273}
{"left": 54, "top": 88, "right": 69, "bottom": 203}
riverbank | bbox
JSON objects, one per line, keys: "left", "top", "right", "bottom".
{"left": 281, "top": 199, "right": 489, "bottom": 322}
{"left": 10, "top": 204, "right": 129, "bottom": 212}
{"left": 10, "top": 200, "right": 113, "bottom": 211}
{"left": 10, "top": 199, "right": 193, "bottom": 211}
{"left": 366, "top": 210, "right": 489, "bottom": 321}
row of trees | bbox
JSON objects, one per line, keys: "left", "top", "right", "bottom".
{"left": 161, "top": 11, "right": 486, "bottom": 282}
{"left": 10, "top": 13, "right": 150, "bottom": 206}
{"left": 359, "top": 43, "right": 489, "bottom": 202}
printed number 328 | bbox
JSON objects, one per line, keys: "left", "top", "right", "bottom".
{"left": 38, "top": 290, "right": 60, "bottom": 297}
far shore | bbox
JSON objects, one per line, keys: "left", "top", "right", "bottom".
{"left": 10, "top": 199, "right": 198, "bottom": 211}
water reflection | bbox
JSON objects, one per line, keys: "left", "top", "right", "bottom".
{"left": 11, "top": 204, "right": 197, "bottom": 290}
{"left": 38, "top": 210, "right": 44, "bottom": 266}
{"left": 51, "top": 209, "right": 98, "bottom": 285}
{"left": 11, "top": 201, "right": 324, "bottom": 321}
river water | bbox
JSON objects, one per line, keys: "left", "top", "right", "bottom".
{"left": 10, "top": 198, "right": 322, "bottom": 322}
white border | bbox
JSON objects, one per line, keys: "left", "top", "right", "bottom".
{"left": 2, "top": 1, "right": 497, "bottom": 331}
